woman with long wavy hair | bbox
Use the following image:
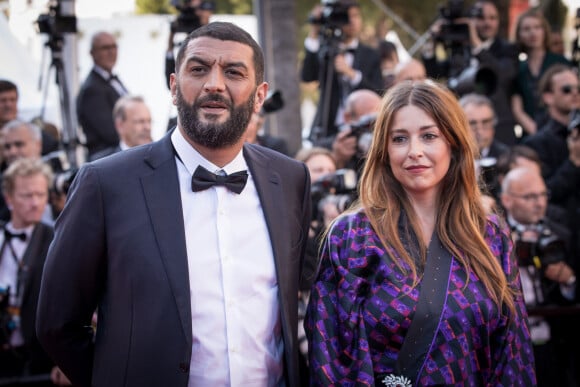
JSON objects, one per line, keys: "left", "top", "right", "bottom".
{"left": 305, "top": 80, "right": 536, "bottom": 386}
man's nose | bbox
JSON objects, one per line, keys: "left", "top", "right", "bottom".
{"left": 204, "top": 68, "right": 226, "bottom": 92}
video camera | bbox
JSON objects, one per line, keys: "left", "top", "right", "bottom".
{"left": 36, "top": 0, "right": 77, "bottom": 41}
{"left": 308, "top": 0, "right": 350, "bottom": 29}
{"left": 436, "top": 0, "right": 480, "bottom": 47}
{"left": 170, "top": 0, "right": 215, "bottom": 34}
{"left": 432, "top": 0, "right": 497, "bottom": 97}
{"left": 311, "top": 168, "right": 357, "bottom": 222}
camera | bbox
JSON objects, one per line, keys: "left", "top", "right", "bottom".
{"left": 436, "top": 0, "right": 479, "bottom": 47}
{"left": 42, "top": 150, "right": 78, "bottom": 196}
{"left": 36, "top": 0, "right": 77, "bottom": 38}
{"left": 343, "top": 113, "right": 376, "bottom": 156}
{"left": 311, "top": 168, "right": 357, "bottom": 222}
{"left": 261, "top": 90, "right": 284, "bottom": 115}
{"left": 170, "top": 0, "right": 215, "bottom": 34}
{"left": 308, "top": 0, "right": 350, "bottom": 29}
{"left": 514, "top": 224, "right": 566, "bottom": 268}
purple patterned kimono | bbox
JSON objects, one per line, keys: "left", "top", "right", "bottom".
{"left": 305, "top": 210, "right": 536, "bottom": 386}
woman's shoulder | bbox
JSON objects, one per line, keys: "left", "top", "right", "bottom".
{"left": 484, "top": 214, "right": 513, "bottom": 265}
{"left": 544, "top": 51, "right": 571, "bottom": 66}
{"left": 329, "top": 208, "right": 370, "bottom": 235}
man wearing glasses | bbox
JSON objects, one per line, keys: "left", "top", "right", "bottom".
{"left": 460, "top": 93, "right": 509, "bottom": 199}
{"left": 523, "top": 63, "right": 579, "bottom": 178}
{"left": 500, "top": 166, "right": 577, "bottom": 386}
{"left": 77, "top": 31, "right": 129, "bottom": 157}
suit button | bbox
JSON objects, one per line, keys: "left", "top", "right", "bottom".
{"left": 179, "top": 363, "right": 189, "bottom": 373}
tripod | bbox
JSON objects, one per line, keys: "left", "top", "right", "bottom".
{"left": 309, "top": 26, "right": 343, "bottom": 143}
{"left": 40, "top": 33, "right": 81, "bottom": 169}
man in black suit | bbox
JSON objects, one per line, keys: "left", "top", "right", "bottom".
{"left": 0, "top": 158, "right": 63, "bottom": 386}
{"left": 301, "top": 0, "right": 383, "bottom": 146}
{"left": 37, "top": 22, "right": 311, "bottom": 387}
{"left": 77, "top": 31, "right": 128, "bottom": 156}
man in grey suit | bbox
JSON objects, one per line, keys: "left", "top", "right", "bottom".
{"left": 37, "top": 22, "right": 311, "bottom": 387}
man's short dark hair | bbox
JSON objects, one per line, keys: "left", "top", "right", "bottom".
{"left": 0, "top": 79, "right": 18, "bottom": 95}
{"left": 175, "top": 21, "right": 265, "bottom": 84}
{"left": 538, "top": 63, "right": 575, "bottom": 94}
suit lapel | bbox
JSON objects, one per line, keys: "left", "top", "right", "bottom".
{"left": 243, "top": 145, "right": 292, "bottom": 302}
{"left": 140, "top": 136, "right": 192, "bottom": 344}
{"left": 19, "top": 224, "right": 47, "bottom": 303}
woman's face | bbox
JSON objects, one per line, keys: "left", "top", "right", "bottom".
{"left": 518, "top": 16, "right": 545, "bottom": 50}
{"left": 306, "top": 153, "right": 336, "bottom": 184}
{"left": 387, "top": 104, "right": 451, "bottom": 201}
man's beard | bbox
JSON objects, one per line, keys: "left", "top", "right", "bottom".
{"left": 176, "top": 85, "right": 255, "bottom": 149}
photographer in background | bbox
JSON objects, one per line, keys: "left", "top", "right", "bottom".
{"left": 423, "top": 0, "right": 518, "bottom": 145}
{"left": 301, "top": 0, "right": 383, "bottom": 147}
{"left": 331, "top": 89, "right": 381, "bottom": 172}
{"left": 0, "top": 158, "right": 69, "bottom": 386}
{"left": 501, "top": 166, "right": 578, "bottom": 386}
{"left": 165, "top": 0, "right": 215, "bottom": 89}
{"left": 459, "top": 93, "right": 509, "bottom": 200}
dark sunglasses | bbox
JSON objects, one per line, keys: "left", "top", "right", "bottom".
{"left": 560, "top": 84, "right": 580, "bottom": 94}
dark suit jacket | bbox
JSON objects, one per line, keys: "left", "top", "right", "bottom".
{"left": 76, "top": 68, "right": 122, "bottom": 156}
{"left": 88, "top": 145, "right": 122, "bottom": 162}
{"left": 301, "top": 42, "right": 383, "bottom": 143}
{"left": 1, "top": 222, "right": 54, "bottom": 374}
{"left": 36, "top": 133, "right": 311, "bottom": 387}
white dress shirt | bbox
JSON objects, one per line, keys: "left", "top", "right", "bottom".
{"left": 93, "top": 65, "right": 128, "bottom": 96}
{"left": 171, "top": 129, "right": 283, "bottom": 387}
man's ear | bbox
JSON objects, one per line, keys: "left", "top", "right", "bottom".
{"left": 541, "top": 90, "right": 554, "bottom": 108}
{"left": 170, "top": 74, "right": 177, "bottom": 105}
{"left": 254, "top": 82, "right": 268, "bottom": 114}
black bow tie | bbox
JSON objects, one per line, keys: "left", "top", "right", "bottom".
{"left": 342, "top": 47, "right": 356, "bottom": 54}
{"left": 108, "top": 74, "right": 119, "bottom": 82}
{"left": 191, "top": 165, "right": 248, "bottom": 194}
{"left": 4, "top": 229, "right": 26, "bottom": 242}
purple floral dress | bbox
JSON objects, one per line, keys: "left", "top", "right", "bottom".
{"left": 305, "top": 210, "right": 536, "bottom": 386}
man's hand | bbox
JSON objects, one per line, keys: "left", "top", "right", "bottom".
{"left": 544, "top": 261, "right": 575, "bottom": 284}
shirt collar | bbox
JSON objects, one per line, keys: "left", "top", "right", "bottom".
{"left": 5, "top": 222, "right": 35, "bottom": 239}
{"left": 93, "top": 65, "right": 112, "bottom": 81}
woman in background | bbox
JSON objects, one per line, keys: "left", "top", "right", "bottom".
{"left": 511, "top": 9, "right": 570, "bottom": 138}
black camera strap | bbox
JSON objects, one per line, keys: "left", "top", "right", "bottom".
{"left": 376, "top": 232, "right": 453, "bottom": 386}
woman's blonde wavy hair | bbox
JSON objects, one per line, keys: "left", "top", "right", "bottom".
{"left": 357, "top": 80, "right": 515, "bottom": 314}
